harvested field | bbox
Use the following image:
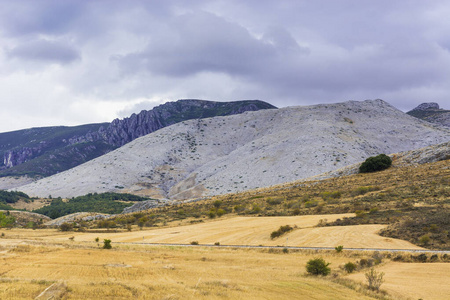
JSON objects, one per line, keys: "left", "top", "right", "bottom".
{"left": 12, "top": 214, "right": 421, "bottom": 250}
{"left": 1, "top": 213, "right": 447, "bottom": 299}
{"left": 346, "top": 262, "right": 450, "bottom": 300}
{"left": 0, "top": 244, "right": 378, "bottom": 300}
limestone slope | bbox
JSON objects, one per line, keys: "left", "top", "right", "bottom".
{"left": 16, "top": 99, "right": 450, "bottom": 199}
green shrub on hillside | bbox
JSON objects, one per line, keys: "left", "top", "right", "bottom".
{"left": 359, "top": 154, "right": 392, "bottom": 173}
{"left": 0, "top": 212, "right": 15, "bottom": 228}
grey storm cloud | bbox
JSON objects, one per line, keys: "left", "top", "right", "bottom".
{"left": 115, "top": 11, "right": 310, "bottom": 77}
{"left": 8, "top": 39, "right": 80, "bottom": 64}
{"left": 0, "top": 0, "right": 449, "bottom": 132}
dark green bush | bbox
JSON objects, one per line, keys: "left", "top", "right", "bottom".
{"left": 306, "top": 258, "right": 331, "bottom": 276}
{"left": 270, "top": 225, "right": 293, "bottom": 239}
{"left": 344, "top": 262, "right": 357, "bottom": 273}
{"left": 359, "top": 154, "right": 392, "bottom": 173}
{"left": 335, "top": 245, "right": 344, "bottom": 253}
{"left": 59, "top": 222, "right": 73, "bottom": 232}
{"left": 103, "top": 239, "right": 112, "bottom": 249}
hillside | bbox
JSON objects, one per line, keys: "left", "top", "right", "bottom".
{"left": 0, "top": 99, "right": 275, "bottom": 180}
{"left": 101, "top": 155, "right": 449, "bottom": 249}
{"left": 407, "top": 102, "right": 450, "bottom": 127}
{"left": 16, "top": 99, "right": 450, "bottom": 199}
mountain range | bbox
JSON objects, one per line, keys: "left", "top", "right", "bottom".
{"left": 0, "top": 100, "right": 275, "bottom": 179}
{"left": 15, "top": 99, "right": 450, "bottom": 200}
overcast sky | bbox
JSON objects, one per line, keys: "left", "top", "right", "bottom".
{"left": 1, "top": 0, "right": 449, "bottom": 132}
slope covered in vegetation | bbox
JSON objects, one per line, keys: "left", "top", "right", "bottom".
{"left": 102, "top": 159, "right": 449, "bottom": 249}
{"left": 33, "top": 193, "right": 151, "bottom": 219}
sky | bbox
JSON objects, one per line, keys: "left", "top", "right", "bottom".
{"left": 1, "top": 0, "right": 449, "bottom": 132}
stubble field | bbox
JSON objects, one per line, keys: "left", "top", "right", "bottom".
{"left": 1, "top": 213, "right": 447, "bottom": 299}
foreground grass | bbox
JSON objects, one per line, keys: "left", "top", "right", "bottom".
{"left": 0, "top": 242, "right": 380, "bottom": 300}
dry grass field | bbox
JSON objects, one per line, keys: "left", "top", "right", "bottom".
{"left": 9, "top": 198, "right": 52, "bottom": 211}
{"left": 346, "top": 262, "right": 450, "bottom": 300}
{"left": 1, "top": 213, "right": 445, "bottom": 299}
{"left": 0, "top": 242, "right": 379, "bottom": 300}
{"left": 1, "top": 214, "right": 422, "bottom": 250}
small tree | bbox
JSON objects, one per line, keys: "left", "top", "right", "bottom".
{"left": 306, "top": 258, "right": 331, "bottom": 276}
{"left": 365, "top": 268, "right": 384, "bottom": 291}
{"left": 103, "top": 239, "right": 112, "bottom": 249}
{"left": 359, "top": 154, "right": 392, "bottom": 173}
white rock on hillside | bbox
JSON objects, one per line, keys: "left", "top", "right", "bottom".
{"left": 16, "top": 99, "right": 450, "bottom": 199}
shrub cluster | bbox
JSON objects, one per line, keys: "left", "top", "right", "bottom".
{"left": 270, "top": 225, "right": 293, "bottom": 239}
{"left": 0, "top": 211, "right": 16, "bottom": 228}
{"left": 359, "top": 154, "right": 392, "bottom": 173}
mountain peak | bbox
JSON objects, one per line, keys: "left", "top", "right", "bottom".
{"left": 407, "top": 102, "right": 449, "bottom": 127}
{"left": 410, "top": 102, "right": 440, "bottom": 111}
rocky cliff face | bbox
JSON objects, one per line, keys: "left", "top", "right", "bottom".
{"left": 88, "top": 99, "right": 275, "bottom": 147}
{"left": 407, "top": 102, "right": 450, "bottom": 127}
{"left": 0, "top": 100, "right": 276, "bottom": 178}
{"left": 4, "top": 145, "right": 44, "bottom": 168}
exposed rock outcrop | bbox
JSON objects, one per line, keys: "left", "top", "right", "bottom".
{"left": 411, "top": 102, "right": 440, "bottom": 111}
{"left": 98, "top": 99, "right": 275, "bottom": 147}
{"left": 407, "top": 102, "right": 450, "bottom": 127}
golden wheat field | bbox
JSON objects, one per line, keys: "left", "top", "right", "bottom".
{"left": 346, "top": 262, "right": 450, "bottom": 300}
{"left": 1, "top": 213, "right": 448, "bottom": 299}
{"left": 2, "top": 214, "right": 422, "bottom": 250}
{"left": 1, "top": 242, "right": 381, "bottom": 300}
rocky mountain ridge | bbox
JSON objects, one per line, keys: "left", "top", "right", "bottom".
{"left": 407, "top": 102, "right": 450, "bottom": 127}
{"left": 0, "top": 99, "right": 275, "bottom": 179}
{"left": 16, "top": 99, "right": 450, "bottom": 199}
